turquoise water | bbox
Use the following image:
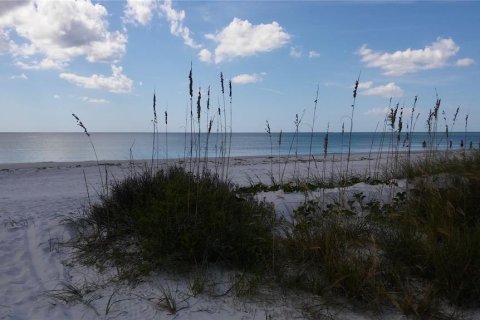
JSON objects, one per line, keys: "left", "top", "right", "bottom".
{"left": 0, "top": 132, "right": 479, "bottom": 164}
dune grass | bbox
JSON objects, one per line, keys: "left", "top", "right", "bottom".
{"left": 280, "top": 150, "right": 480, "bottom": 317}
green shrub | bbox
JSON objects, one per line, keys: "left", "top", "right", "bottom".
{"left": 86, "top": 166, "right": 275, "bottom": 272}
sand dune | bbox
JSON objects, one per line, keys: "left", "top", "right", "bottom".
{"left": 0, "top": 153, "right": 434, "bottom": 319}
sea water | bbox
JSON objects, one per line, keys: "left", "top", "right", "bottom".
{"left": 0, "top": 132, "right": 479, "bottom": 164}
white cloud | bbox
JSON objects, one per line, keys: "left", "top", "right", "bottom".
{"left": 123, "top": 0, "right": 201, "bottom": 49}
{"left": 455, "top": 58, "right": 475, "bottom": 67}
{"left": 289, "top": 47, "right": 302, "bottom": 58}
{"left": 16, "top": 58, "right": 66, "bottom": 70}
{"left": 10, "top": 73, "right": 28, "bottom": 80}
{"left": 81, "top": 96, "right": 109, "bottom": 104}
{"left": 124, "top": 0, "right": 156, "bottom": 26}
{"left": 158, "top": 0, "right": 200, "bottom": 48}
{"left": 206, "top": 18, "right": 290, "bottom": 63}
{"left": 0, "top": 0, "right": 127, "bottom": 69}
{"left": 365, "top": 107, "right": 389, "bottom": 116}
{"left": 84, "top": 32, "right": 127, "bottom": 63}
{"left": 357, "top": 81, "right": 373, "bottom": 90}
{"left": 59, "top": 65, "right": 133, "bottom": 93}
{"left": 53, "top": 94, "right": 60, "bottom": 99}
{"left": 360, "top": 82, "right": 404, "bottom": 98}
{"left": 198, "top": 48, "right": 212, "bottom": 63}
{"left": 358, "top": 37, "right": 460, "bottom": 76}
{"left": 308, "top": 50, "right": 320, "bottom": 58}
{"left": 231, "top": 73, "right": 264, "bottom": 84}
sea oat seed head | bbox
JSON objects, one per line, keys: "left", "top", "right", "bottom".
{"left": 220, "top": 72, "right": 224, "bottom": 94}
{"left": 189, "top": 63, "right": 193, "bottom": 98}
{"left": 207, "top": 86, "right": 210, "bottom": 111}
{"left": 197, "top": 87, "right": 201, "bottom": 121}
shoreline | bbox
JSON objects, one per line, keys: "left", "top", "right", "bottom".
{"left": 1, "top": 149, "right": 465, "bottom": 191}
{"left": 0, "top": 149, "right": 438, "bottom": 170}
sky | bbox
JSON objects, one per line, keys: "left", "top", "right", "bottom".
{"left": 0, "top": 0, "right": 479, "bottom": 133}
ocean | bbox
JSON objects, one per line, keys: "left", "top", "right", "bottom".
{"left": 0, "top": 132, "right": 479, "bottom": 164}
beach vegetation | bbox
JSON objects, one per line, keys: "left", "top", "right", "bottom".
{"left": 280, "top": 150, "right": 480, "bottom": 317}
{"left": 65, "top": 67, "right": 480, "bottom": 318}
{"left": 47, "top": 280, "right": 101, "bottom": 316}
{"left": 74, "top": 166, "right": 275, "bottom": 276}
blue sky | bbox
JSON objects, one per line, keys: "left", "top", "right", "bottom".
{"left": 0, "top": 0, "right": 479, "bottom": 132}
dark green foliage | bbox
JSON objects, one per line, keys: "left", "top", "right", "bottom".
{"left": 282, "top": 152, "right": 480, "bottom": 314}
{"left": 86, "top": 167, "right": 275, "bottom": 272}
{"left": 378, "top": 157, "right": 480, "bottom": 306}
{"left": 237, "top": 174, "right": 379, "bottom": 195}
{"left": 280, "top": 199, "right": 384, "bottom": 307}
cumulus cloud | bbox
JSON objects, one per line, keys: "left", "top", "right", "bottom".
{"left": 123, "top": 0, "right": 201, "bottom": 49}
{"left": 124, "top": 0, "right": 156, "bottom": 26}
{"left": 198, "top": 48, "right": 212, "bottom": 63}
{"left": 158, "top": 0, "right": 200, "bottom": 48}
{"left": 85, "top": 32, "right": 127, "bottom": 63}
{"left": 357, "top": 81, "right": 373, "bottom": 90}
{"left": 59, "top": 65, "right": 133, "bottom": 93}
{"left": 0, "top": 0, "right": 127, "bottom": 69}
{"left": 231, "top": 73, "right": 264, "bottom": 84}
{"left": 358, "top": 37, "right": 460, "bottom": 76}
{"left": 16, "top": 58, "right": 66, "bottom": 70}
{"left": 360, "top": 82, "right": 404, "bottom": 98}
{"left": 81, "top": 96, "right": 109, "bottom": 104}
{"left": 205, "top": 18, "right": 290, "bottom": 63}
{"left": 308, "top": 50, "right": 320, "bottom": 58}
{"left": 290, "top": 47, "right": 302, "bottom": 58}
{"left": 455, "top": 58, "right": 475, "bottom": 67}
{"left": 10, "top": 73, "right": 28, "bottom": 80}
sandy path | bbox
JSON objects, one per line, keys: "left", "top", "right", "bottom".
{"left": 0, "top": 165, "right": 101, "bottom": 319}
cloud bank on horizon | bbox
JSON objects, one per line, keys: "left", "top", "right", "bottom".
{"left": 0, "top": 0, "right": 478, "bottom": 132}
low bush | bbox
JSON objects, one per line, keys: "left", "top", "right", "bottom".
{"left": 81, "top": 166, "right": 275, "bottom": 274}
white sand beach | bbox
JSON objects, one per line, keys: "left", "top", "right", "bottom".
{"left": 0, "top": 153, "right": 449, "bottom": 319}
